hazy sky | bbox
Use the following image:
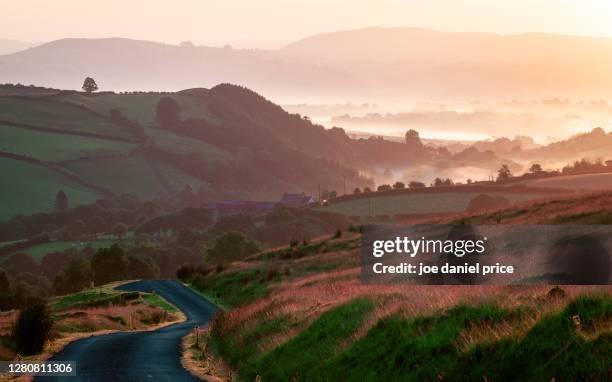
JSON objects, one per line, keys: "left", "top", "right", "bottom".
{"left": 4, "top": 0, "right": 612, "bottom": 48}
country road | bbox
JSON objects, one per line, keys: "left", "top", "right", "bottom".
{"left": 37, "top": 280, "right": 219, "bottom": 382}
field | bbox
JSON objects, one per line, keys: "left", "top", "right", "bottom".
{"left": 64, "top": 154, "right": 205, "bottom": 199}
{"left": 516, "top": 172, "right": 612, "bottom": 191}
{"left": 190, "top": 237, "right": 612, "bottom": 381}
{"left": 183, "top": 193, "right": 612, "bottom": 381}
{"left": 59, "top": 93, "right": 215, "bottom": 126}
{"left": 17, "top": 238, "right": 120, "bottom": 262}
{"left": 0, "top": 125, "right": 134, "bottom": 161}
{"left": 0, "top": 97, "right": 129, "bottom": 139}
{"left": 318, "top": 190, "right": 567, "bottom": 217}
{"left": 146, "top": 127, "right": 229, "bottom": 163}
{"left": 0, "top": 157, "right": 100, "bottom": 220}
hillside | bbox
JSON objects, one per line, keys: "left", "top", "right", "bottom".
{"left": 180, "top": 192, "right": 612, "bottom": 380}
{"left": 1, "top": 83, "right": 521, "bottom": 221}
{"left": 0, "top": 38, "right": 354, "bottom": 99}
{"left": 0, "top": 39, "right": 34, "bottom": 55}
{"left": 7, "top": 30, "right": 612, "bottom": 100}
{"left": 0, "top": 84, "right": 373, "bottom": 220}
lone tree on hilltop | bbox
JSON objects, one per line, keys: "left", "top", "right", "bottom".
{"left": 156, "top": 97, "right": 181, "bottom": 129}
{"left": 54, "top": 190, "right": 68, "bottom": 210}
{"left": 82, "top": 77, "right": 98, "bottom": 93}
{"left": 529, "top": 163, "right": 543, "bottom": 174}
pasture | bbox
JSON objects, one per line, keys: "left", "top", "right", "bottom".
{"left": 59, "top": 93, "right": 214, "bottom": 126}
{"left": 18, "top": 238, "right": 119, "bottom": 262}
{"left": 0, "top": 158, "right": 100, "bottom": 220}
{"left": 64, "top": 154, "right": 205, "bottom": 199}
{"left": 0, "top": 125, "right": 134, "bottom": 161}
{"left": 515, "top": 172, "right": 612, "bottom": 191}
{"left": 318, "top": 190, "right": 567, "bottom": 217}
{"left": 0, "top": 97, "right": 129, "bottom": 138}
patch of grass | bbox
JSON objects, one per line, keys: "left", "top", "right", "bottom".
{"left": 51, "top": 288, "right": 140, "bottom": 311}
{"left": 241, "top": 297, "right": 374, "bottom": 381}
{"left": 213, "top": 314, "right": 294, "bottom": 367}
{"left": 0, "top": 97, "right": 128, "bottom": 138}
{"left": 319, "top": 192, "right": 558, "bottom": 217}
{"left": 240, "top": 295, "right": 610, "bottom": 382}
{"left": 0, "top": 157, "right": 100, "bottom": 220}
{"left": 256, "top": 239, "right": 358, "bottom": 261}
{"left": 552, "top": 210, "right": 612, "bottom": 225}
{"left": 318, "top": 303, "right": 517, "bottom": 381}
{"left": 0, "top": 125, "right": 134, "bottom": 162}
{"left": 19, "top": 238, "right": 120, "bottom": 262}
{"left": 191, "top": 269, "right": 271, "bottom": 308}
{"left": 142, "top": 293, "right": 178, "bottom": 313}
{"left": 64, "top": 154, "right": 205, "bottom": 199}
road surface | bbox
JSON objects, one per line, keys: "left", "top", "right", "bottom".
{"left": 38, "top": 279, "right": 219, "bottom": 381}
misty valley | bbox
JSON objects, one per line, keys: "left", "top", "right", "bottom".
{"left": 1, "top": 14, "right": 612, "bottom": 382}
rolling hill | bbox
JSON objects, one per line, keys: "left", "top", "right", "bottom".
{"left": 180, "top": 191, "right": 612, "bottom": 381}
{"left": 7, "top": 30, "right": 612, "bottom": 100}
{"left": 0, "top": 83, "right": 375, "bottom": 221}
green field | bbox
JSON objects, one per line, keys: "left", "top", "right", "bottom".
{"left": 319, "top": 191, "right": 562, "bottom": 217}
{"left": 64, "top": 154, "right": 205, "bottom": 199}
{"left": 0, "top": 158, "right": 100, "bottom": 220}
{"left": 0, "top": 125, "right": 134, "bottom": 161}
{"left": 19, "top": 239, "right": 119, "bottom": 262}
{"left": 0, "top": 97, "right": 129, "bottom": 138}
{"left": 146, "top": 127, "right": 229, "bottom": 163}
{"left": 516, "top": 172, "right": 612, "bottom": 191}
{"left": 59, "top": 93, "right": 214, "bottom": 126}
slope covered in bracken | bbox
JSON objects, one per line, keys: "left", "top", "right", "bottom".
{"left": 183, "top": 192, "right": 612, "bottom": 380}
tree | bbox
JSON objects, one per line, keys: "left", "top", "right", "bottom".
{"left": 393, "top": 181, "right": 406, "bottom": 189}
{"left": 91, "top": 244, "right": 128, "bottom": 285}
{"left": 0, "top": 271, "right": 10, "bottom": 295}
{"left": 53, "top": 257, "right": 91, "bottom": 295}
{"left": 155, "top": 97, "right": 181, "bottom": 129}
{"left": 377, "top": 184, "right": 392, "bottom": 192}
{"left": 433, "top": 178, "right": 444, "bottom": 187}
{"left": 82, "top": 77, "right": 98, "bottom": 94}
{"left": 207, "top": 231, "right": 261, "bottom": 264}
{"left": 529, "top": 163, "right": 543, "bottom": 174}
{"left": 409, "top": 181, "right": 426, "bottom": 189}
{"left": 54, "top": 190, "right": 68, "bottom": 210}
{"left": 497, "top": 164, "right": 513, "bottom": 182}
{"left": 127, "top": 254, "right": 160, "bottom": 280}
{"left": 405, "top": 129, "right": 423, "bottom": 147}
{"left": 363, "top": 187, "right": 372, "bottom": 193}
{"left": 112, "top": 223, "right": 128, "bottom": 240}
{"left": 353, "top": 187, "right": 362, "bottom": 194}
{"left": 14, "top": 299, "right": 52, "bottom": 355}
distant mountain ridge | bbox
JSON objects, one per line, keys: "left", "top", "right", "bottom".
{"left": 0, "top": 38, "right": 36, "bottom": 55}
{"left": 5, "top": 28, "right": 612, "bottom": 100}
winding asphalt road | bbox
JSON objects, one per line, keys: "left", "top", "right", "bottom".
{"left": 37, "top": 280, "right": 219, "bottom": 381}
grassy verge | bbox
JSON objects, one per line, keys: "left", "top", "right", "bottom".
{"left": 186, "top": 238, "right": 359, "bottom": 310}
{"left": 210, "top": 297, "right": 374, "bottom": 381}
{"left": 142, "top": 293, "right": 178, "bottom": 313}
{"left": 215, "top": 294, "right": 611, "bottom": 381}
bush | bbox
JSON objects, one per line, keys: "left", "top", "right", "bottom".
{"left": 176, "top": 264, "right": 196, "bottom": 280}
{"left": 207, "top": 231, "right": 261, "bottom": 264}
{"left": 14, "top": 300, "right": 52, "bottom": 355}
